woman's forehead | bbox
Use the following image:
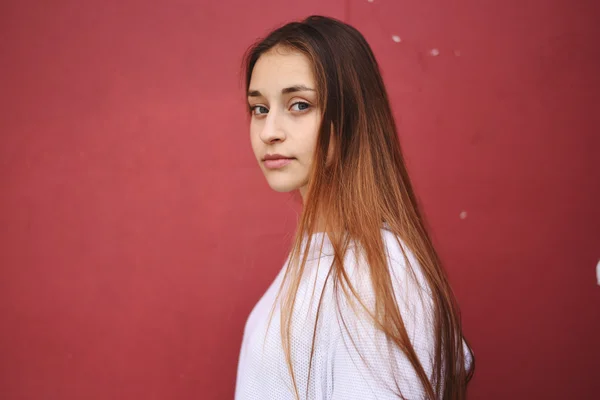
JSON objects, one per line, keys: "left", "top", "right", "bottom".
{"left": 249, "top": 49, "right": 315, "bottom": 95}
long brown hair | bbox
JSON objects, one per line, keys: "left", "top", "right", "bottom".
{"left": 243, "top": 15, "right": 474, "bottom": 399}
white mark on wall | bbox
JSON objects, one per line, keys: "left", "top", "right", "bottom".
{"left": 596, "top": 260, "right": 600, "bottom": 286}
{"left": 368, "top": 0, "right": 374, "bottom": 3}
{"left": 430, "top": 48, "right": 440, "bottom": 56}
{"left": 459, "top": 211, "right": 467, "bottom": 220}
{"left": 392, "top": 35, "right": 402, "bottom": 43}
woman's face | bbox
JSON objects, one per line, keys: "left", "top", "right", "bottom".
{"left": 247, "top": 46, "right": 321, "bottom": 200}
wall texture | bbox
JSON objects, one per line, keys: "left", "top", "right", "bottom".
{"left": 1, "top": 0, "right": 598, "bottom": 398}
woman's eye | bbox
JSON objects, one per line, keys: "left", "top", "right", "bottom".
{"left": 251, "top": 105, "right": 268, "bottom": 115}
{"left": 291, "top": 102, "right": 311, "bottom": 112}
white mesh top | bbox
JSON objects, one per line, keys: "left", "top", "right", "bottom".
{"left": 235, "top": 226, "right": 471, "bottom": 399}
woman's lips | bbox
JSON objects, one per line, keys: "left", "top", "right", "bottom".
{"left": 264, "top": 158, "right": 294, "bottom": 169}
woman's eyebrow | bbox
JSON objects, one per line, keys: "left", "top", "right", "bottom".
{"left": 247, "top": 85, "right": 316, "bottom": 98}
{"left": 281, "top": 85, "right": 315, "bottom": 94}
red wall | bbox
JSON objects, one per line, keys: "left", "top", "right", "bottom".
{"left": 1, "top": 1, "right": 598, "bottom": 398}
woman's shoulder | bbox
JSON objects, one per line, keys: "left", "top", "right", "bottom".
{"left": 342, "top": 225, "right": 431, "bottom": 297}
{"left": 381, "top": 226, "right": 432, "bottom": 292}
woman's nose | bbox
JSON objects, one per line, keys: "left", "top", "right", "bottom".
{"left": 260, "top": 112, "right": 286, "bottom": 143}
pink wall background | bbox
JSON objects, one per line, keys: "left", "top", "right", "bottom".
{"left": 1, "top": 0, "right": 598, "bottom": 398}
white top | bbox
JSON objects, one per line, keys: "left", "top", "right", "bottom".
{"left": 235, "top": 226, "right": 471, "bottom": 399}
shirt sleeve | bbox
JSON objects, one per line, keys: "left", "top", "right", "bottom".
{"left": 327, "top": 239, "right": 437, "bottom": 400}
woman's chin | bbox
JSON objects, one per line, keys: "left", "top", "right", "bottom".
{"left": 265, "top": 178, "right": 304, "bottom": 193}
{"left": 268, "top": 183, "right": 298, "bottom": 193}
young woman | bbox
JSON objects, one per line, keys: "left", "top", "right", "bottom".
{"left": 235, "top": 15, "right": 474, "bottom": 400}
